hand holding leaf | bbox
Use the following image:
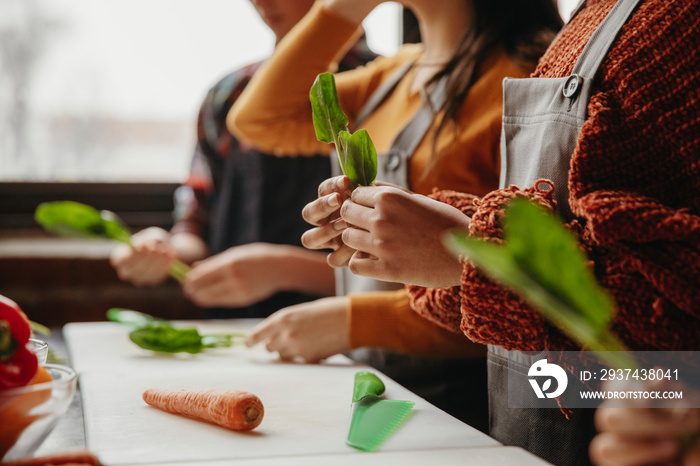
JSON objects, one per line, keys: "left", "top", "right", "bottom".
{"left": 35, "top": 201, "right": 190, "bottom": 282}
{"left": 444, "top": 198, "right": 636, "bottom": 370}
{"left": 310, "top": 73, "right": 377, "bottom": 186}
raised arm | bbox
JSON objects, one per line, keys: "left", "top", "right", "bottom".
{"left": 227, "top": 1, "right": 415, "bottom": 157}
{"left": 227, "top": 3, "right": 363, "bottom": 156}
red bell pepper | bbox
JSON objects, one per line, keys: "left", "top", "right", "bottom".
{"left": 0, "top": 295, "right": 38, "bottom": 389}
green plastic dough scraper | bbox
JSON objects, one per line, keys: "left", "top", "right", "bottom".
{"left": 346, "top": 371, "right": 415, "bottom": 452}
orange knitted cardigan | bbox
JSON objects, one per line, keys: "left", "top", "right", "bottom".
{"left": 408, "top": 0, "right": 700, "bottom": 353}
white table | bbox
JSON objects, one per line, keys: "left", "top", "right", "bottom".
{"left": 57, "top": 320, "right": 552, "bottom": 465}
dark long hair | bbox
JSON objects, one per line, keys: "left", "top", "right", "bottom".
{"left": 427, "top": 0, "right": 563, "bottom": 150}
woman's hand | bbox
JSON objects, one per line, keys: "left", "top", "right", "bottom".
{"left": 182, "top": 243, "right": 287, "bottom": 308}
{"left": 301, "top": 176, "right": 355, "bottom": 267}
{"left": 590, "top": 380, "right": 700, "bottom": 466}
{"left": 109, "top": 227, "right": 175, "bottom": 286}
{"left": 339, "top": 185, "right": 470, "bottom": 288}
{"left": 182, "top": 243, "right": 335, "bottom": 308}
{"left": 244, "top": 296, "right": 350, "bottom": 363}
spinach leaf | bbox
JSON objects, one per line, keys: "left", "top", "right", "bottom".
{"left": 444, "top": 198, "right": 636, "bottom": 370}
{"left": 310, "top": 72, "right": 348, "bottom": 146}
{"left": 310, "top": 73, "right": 377, "bottom": 186}
{"left": 35, "top": 201, "right": 190, "bottom": 282}
{"left": 106, "top": 308, "right": 165, "bottom": 329}
{"left": 35, "top": 200, "right": 133, "bottom": 246}
{"left": 107, "top": 308, "right": 246, "bottom": 354}
{"left": 339, "top": 129, "right": 378, "bottom": 187}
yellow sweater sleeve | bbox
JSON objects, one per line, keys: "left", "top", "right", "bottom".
{"left": 348, "top": 289, "right": 485, "bottom": 359}
{"left": 227, "top": 2, "right": 422, "bottom": 156}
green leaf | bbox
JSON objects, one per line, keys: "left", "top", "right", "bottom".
{"left": 444, "top": 198, "right": 636, "bottom": 369}
{"left": 310, "top": 73, "right": 348, "bottom": 144}
{"left": 129, "top": 325, "right": 206, "bottom": 354}
{"left": 503, "top": 199, "right": 614, "bottom": 332}
{"left": 107, "top": 308, "right": 165, "bottom": 329}
{"left": 35, "top": 201, "right": 133, "bottom": 246}
{"left": 35, "top": 201, "right": 191, "bottom": 282}
{"left": 107, "top": 309, "right": 246, "bottom": 354}
{"left": 310, "top": 73, "right": 377, "bottom": 186}
{"left": 342, "top": 129, "right": 378, "bottom": 186}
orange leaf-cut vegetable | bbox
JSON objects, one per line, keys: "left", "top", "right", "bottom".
{"left": 142, "top": 388, "right": 264, "bottom": 431}
{"left": 29, "top": 366, "right": 52, "bottom": 385}
{"left": 0, "top": 371, "right": 53, "bottom": 459}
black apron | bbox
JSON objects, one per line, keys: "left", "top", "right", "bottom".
{"left": 490, "top": 0, "right": 642, "bottom": 464}
{"left": 332, "top": 62, "right": 489, "bottom": 431}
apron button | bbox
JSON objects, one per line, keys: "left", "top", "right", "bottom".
{"left": 563, "top": 74, "right": 582, "bottom": 99}
{"left": 387, "top": 152, "right": 401, "bottom": 171}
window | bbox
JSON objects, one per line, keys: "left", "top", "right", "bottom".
{"left": 0, "top": 0, "right": 401, "bottom": 182}
{"left": 0, "top": 0, "right": 580, "bottom": 184}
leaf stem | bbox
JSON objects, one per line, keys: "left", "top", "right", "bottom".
{"left": 168, "top": 259, "right": 192, "bottom": 283}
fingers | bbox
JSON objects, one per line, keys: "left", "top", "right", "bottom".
{"left": 302, "top": 176, "right": 351, "bottom": 227}
{"left": 300, "top": 220, "right": 356, "bottom": 267}
{"left": 347, "top": 250, "right": 385, "bottom": 281}
{"left": 589, "top": 432, "right": 679, "bottom": 466}
{"left": 339, "top": 198, "right": 374, "bottom": 232}
{"left": 595, "top": 407, "right": 689, "bottom": 438}
{"left": 244, "top": 313, "right": 309, "bottom": 362}
{"left": 318, "top": 175, "right": 351, "bottom": 198}
{"left": 327, "top": 244, "right": 355, "bottom": 268}
{"left": 301, "top": 218, "right": 346, "bottom": 250}
{"left": 302, "top": 192, "right": 343, "bottom": 227}
{"left": 245, "top": 317, "right": 277, "bottom": 349}
{"left": 109, "top": 243, "right": 171, "bottom": 286}
{"left": 183, "top": 277, "right": 230, "bottom": 307}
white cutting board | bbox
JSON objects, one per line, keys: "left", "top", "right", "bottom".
{"left": 144, "top": 447, "right": 553, "bottom": 466}
{"left": 65, "top": 322, "right": 499, "bottom": 465}
{"left": 64, "top": 320, "right": 303, "bottom": 372}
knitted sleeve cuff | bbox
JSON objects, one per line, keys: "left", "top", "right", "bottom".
{"left": 405, "top": 189, "right": 479, "bottom": 332}
{"left": 458, "top": 182, "right": 569, "bottom": 350}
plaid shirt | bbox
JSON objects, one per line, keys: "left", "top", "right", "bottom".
{"left": 171, "top": 36, "right": 377, "bottom": 317}
{"left": 172, "top": 35, "right": 376, "bottom": 242}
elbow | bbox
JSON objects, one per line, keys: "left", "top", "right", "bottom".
{"left": 226, "top": 103, "right": 249, "bottom": 143}
{"left": 226, "top": 103, "right": 274, "bottom": 153}
{"left": 226, "top": 104, "right": 282, "bottom": 155}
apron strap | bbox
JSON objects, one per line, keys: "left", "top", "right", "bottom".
{"left": 374, "top": 73, "right": 449, "bottom": 186}
{"left": 573, "top": 0, "right": 642, "bottom": 79}
{"left": 354, "top": 60, "right": 415, "bottom": 128}
{"left": 388, "top": 75, "right": 448, "bottom": 157}
{"left": 335, "top": 58, "right": 449, "bottom": 188}
{"left": 563, "top": 0, "right": 642, "bottom": 103}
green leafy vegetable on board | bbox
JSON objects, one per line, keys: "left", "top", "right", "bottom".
{"left": 107, "top": 308, "right": 246, "bottom": 354}
{"left": 444, "top": 198, "right": 637, "bottom": 371}
{"left": 34, "top": 201, "right": 191, "bottom": 282}
{"left": 310, "top": 72, "right": 377, "bottom": 186}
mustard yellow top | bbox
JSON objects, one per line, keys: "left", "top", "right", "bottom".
{"left": 228, "top": 2, "right": 534, "bottom": 357}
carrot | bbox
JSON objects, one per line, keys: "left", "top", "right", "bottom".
{"left": 0, "top": 448, "right": 100, "bottom": 465}
{"left": 142, "top": 388, "right": 264, "bottom": 431}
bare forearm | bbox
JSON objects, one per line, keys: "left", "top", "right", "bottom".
{"left": 227, "top": 3, "right": 358, "bottom": 156}
{"left": 323, "top": 0, "right": 377, "bottom": 25}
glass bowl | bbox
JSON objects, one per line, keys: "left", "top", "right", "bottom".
{"left": 0, "top": 364, "right": 78, "bottom": 461}
{"left": 28, "top": 338, "right": 49, "bottom": 365}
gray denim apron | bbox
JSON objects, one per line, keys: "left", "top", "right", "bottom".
{"left": 331, "top": 63, "right": 489, "bottom": 430}
{"left": 490, "top": 0, "right": 641, "bottom": 464}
